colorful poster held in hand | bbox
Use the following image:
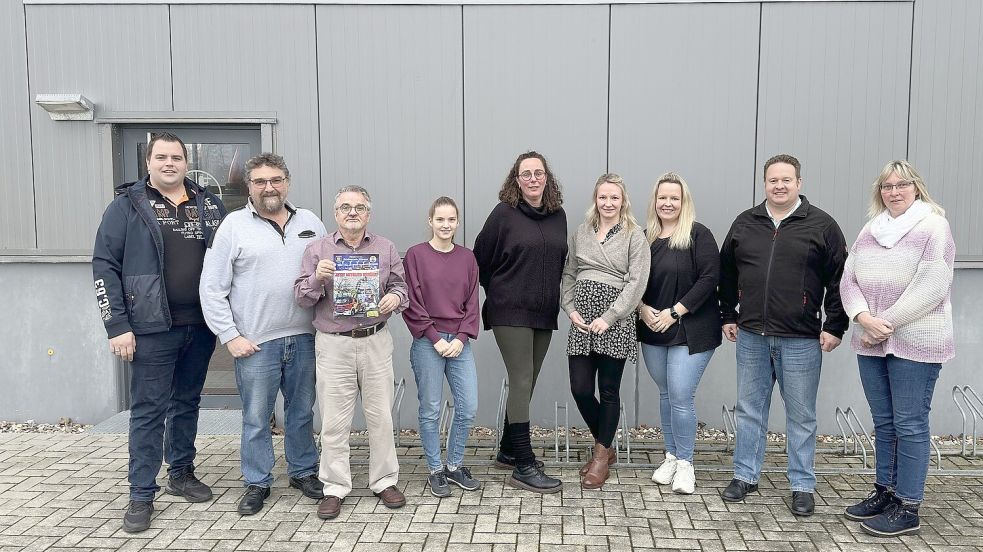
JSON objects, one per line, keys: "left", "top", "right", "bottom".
{"left": 333, "top": 254, "right": 381, "bottom": 317}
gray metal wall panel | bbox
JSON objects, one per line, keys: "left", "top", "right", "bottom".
{"left": 756, "top": 1, "right": 912, "bottom": 246}
{"left": 909, "top": 0, "right": 983, "bottom": 257}
{"left": 607, "top": 3, "right": 759, "bottom": 428}
{"left": 0, "top": 263, "right": 118, "bottom": 423}
{"left": 170, "top": 5, "right": 321, "bottom": 216}
{"left": 463, "top": 5, "right": 608, "bottom": 427}
{"left": 0, "top": 3, "right": 36, "bottom": 249}
{"left": 316, "top": 5, "right": 464, "bottom": 248}
{"left": 26, "top": 4, "right": 172, "bottom": 250}
{"left": 608, "top": 3, "right": 759, "bottom": 246}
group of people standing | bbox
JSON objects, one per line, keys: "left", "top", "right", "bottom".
{"left": 93, "top": 133, "right": 954, "bottom": 540}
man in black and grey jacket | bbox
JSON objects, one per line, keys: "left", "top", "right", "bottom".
{"left": 92, "top": 132, "right": 226, "bottom": 533}
{"left": 718, "top": 154, "right": 848, "bottom": 517}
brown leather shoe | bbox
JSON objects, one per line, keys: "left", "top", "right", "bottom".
{"left": 582, "top": 443, "right": 611, "bottom": 489}
{"left": 317, "top": 495, "right": 343, "bottom": 520}
{"left": 579, "top": 442, "right": 617, "bottom": 476}
{"left": 374, "top": 485, "right": 406, "bottom": 509}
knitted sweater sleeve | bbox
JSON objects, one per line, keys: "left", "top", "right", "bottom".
{"left": 601, "top": 227, "right": 652, "bottom": 325}
{"left": 560, "top": 228, "right": 581, "bottom": 316}
{"left": 881, "top": 216, "right": 955, "bottom": 328}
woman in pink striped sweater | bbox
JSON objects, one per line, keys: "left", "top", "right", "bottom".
{"left": 839, "top": 160, "right": 955, "bottom": 538}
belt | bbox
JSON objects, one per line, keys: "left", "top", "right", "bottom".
{"left": 332, "top": 321, "right": 386, "bottom": 338}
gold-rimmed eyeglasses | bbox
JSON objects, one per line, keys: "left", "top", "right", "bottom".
{"left": 518, "top": 170, "right": 546, "bottom": 182}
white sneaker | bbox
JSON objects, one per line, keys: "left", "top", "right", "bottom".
{"left": 671, "top": 459, "right": 695, "bottom": 494}
{"left": 651, "top": 452, "right": 677, "bottom": 484}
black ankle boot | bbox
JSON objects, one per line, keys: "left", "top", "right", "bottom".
{"left": 845, "top": 483, "right": 894, "bottom": 521}
{"left": 506, "top": 422, "right": 561, "bottom": 493}
{"left": 861, "top": 500, "right": 920, "bottom": 537}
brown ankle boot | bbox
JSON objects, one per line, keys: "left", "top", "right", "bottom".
{"left": 580, "top": 442, "right": 617, "bottom": 476}
{"left": 582, "top": 443, "right": 610, "bottom": 489}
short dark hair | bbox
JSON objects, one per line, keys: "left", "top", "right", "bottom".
{"left": 245, "top": 152, "right": 290, "bottom": 181}
{"left": 498, "top": 151, "right": 563, "bottom": 212}
{"left": 146, "top": 132, "right": 189, "bottom": 161}
{"left": 763, "top": 154, "right": 801, "bottom": 179}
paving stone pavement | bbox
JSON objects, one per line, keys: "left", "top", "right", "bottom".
{"left": 0, "top": 432, "right": 981, "bottom": 551}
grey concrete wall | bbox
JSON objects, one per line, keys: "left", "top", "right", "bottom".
{"left": 3, "top": 1, "right": 982, "bottom": 437}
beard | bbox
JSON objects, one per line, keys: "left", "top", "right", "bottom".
{"left": 257, "top": 193, "right": 285, "bottom": 214}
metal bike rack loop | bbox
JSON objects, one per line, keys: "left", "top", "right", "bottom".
{"left": 494, "top": 378, "right": 509, "bottom": 459}
{"left": 952, "top": 385, "right": 983, "bottom": 457}
{"left": 721, "top": 405, "right": 737, "bottom": 452}
{"left": 617, "top": 402, "right": 632, "bottom": 464}
{"left": 833, "top": 406, "right": 875, "bottom": 469}
{"left": 439, "top": 400, "right": 455, "bottom": 451}
{"left": 392, "top": 378, "right": 406, "bottom": 446}
{"left": 554, "top": 401, "right": 570, "bottom": 462}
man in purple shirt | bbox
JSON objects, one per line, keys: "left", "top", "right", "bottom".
{"left": 295, "top": 185, "right": 409, "bottom": 520}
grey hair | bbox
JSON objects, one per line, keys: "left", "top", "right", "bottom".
{"left": 334, "top": 185, "right": 372, "bottom": 211}
{"left": 245, "top": 152, "right": 290, "bottom": 181}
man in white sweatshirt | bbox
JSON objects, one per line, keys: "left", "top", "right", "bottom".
{"left": 200, "top": 153, "right": 327, "bottom": 515}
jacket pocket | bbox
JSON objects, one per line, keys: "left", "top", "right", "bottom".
{"left": 123, "top": 274, "right": 163, "bottom": 325}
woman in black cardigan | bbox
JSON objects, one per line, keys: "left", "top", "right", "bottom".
{"left": 637, "top": 172, "right": 721, "bottom": 495}
{"left": 473, "top": 151, "right": 567, "bottom": 494}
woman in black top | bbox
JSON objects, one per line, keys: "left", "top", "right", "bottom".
{"left": 637, "top": 172, "right": 721, "bottom": 494}
{"left": 473, "top": 151, "right": 567, "bottom": 494}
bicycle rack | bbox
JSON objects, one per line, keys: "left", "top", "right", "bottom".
{"left": 494, "top": 378, "right": 509, "bottom": 459}
{"left": 614, "top": 402, "right": 631, "bottom": 464}
{"left": 833, "top": 406, "right": 875, "bottom": 469}
{"left": 952, "top": 385, "right": 983, "bottom": 457}
{"left": 931, "top": 437, "right": 943, "bottom": 471}
{"left": 439, "top": 400, "right": 455, "bottom": 451}
{"left": 721, "top": 405, "right": 737, "bottom": 452}
{"left": 392, "top": 378, "right": 406, "bottom": 446}
{"left": 554, "top": 401, "right": 570, "bottom": 462}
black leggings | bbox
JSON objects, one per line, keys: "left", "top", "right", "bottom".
{"left": 569, "top": 353, "right": 626, "bottom": 448}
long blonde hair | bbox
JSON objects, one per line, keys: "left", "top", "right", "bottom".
{"left": 868, "top": 160, "right": 945, "bottom": 219}
{"left": 646, "top": 172, "right": 696, "bottom": 249}
{"left": 584, "top": 173, "right": 639, "bottom": 231}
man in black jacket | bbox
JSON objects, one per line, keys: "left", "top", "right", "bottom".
{"left": 92, "top": 132, "right": 226, "bottom": 533}
{"left": 718, "top": 154, "right": 848, "bottom": 517}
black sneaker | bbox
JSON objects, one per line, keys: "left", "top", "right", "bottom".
{"left": 289, "top": 474, "right": 324, "bottom": 500}
{"left": 428, "top": 471, "right": 451, "bottom": 498}
{"left": 165, "top": 472, "right": 213, "bottom": 503}
{"left": 845, "top": 484, "right": 895, "bottom": 521}
{"left": 238, "top": 485, "right": 271, "bottom": 516}
{"left": 122, "top": 500, "right": 154, "bottom": 533}
{"left": 444, "top": 466, "right": 481, "bottom": 491}
{"left": 861, "top": 501, "right": 921, "bottom": 537}
{"left": 508, "top": 464, "right": 562, "bottom": 494}
{"left": 493, "top": 451, "right": 544, "bottom": 470}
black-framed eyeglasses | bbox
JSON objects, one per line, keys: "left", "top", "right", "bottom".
{"left": 518, "top": 170, "right": 546, "bottom": 182}
{"left": 880, "top": 181, "right": 914, "bottom": 193}
{"left": 250, "top": 176, "right": 287, "bottom": 188}
{"left": 335, "top": 203, "right": 369, "bottom": 214}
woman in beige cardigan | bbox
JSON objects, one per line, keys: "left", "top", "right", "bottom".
{"left": 561, "top": 173, "right": 650, "bottom": 489}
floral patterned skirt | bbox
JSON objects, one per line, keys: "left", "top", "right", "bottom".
{"left": 566, "top": 279, "right": 638, "bottom": 363}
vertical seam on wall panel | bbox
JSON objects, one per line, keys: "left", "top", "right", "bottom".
{"left": 168, "top": 5, "right": 175, "bottom": 110}
{"left": 23, "top": 3, "right": 38, "bottom": 247}
{"left": 605, "top": 4, "right": 612, "bottom": 172}
{"left": 751, "top": 2, "right": 763, "bottom": 205}
{"left": 461, "top": 5, "right": 468, "bottom": 244}
{"left": 313, "top": 5, "right": 323, "bottom": 217}
{"left": 905, "top": 0, "right": 916, "bottom": 159}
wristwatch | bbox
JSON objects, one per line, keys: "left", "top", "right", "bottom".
{"left": 669, "top": 307, "right": 681, "bottom": 320}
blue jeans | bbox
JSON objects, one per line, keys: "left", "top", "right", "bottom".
{"left": 733, "top": 330, "right": 821, "bottom": 492}
{"left": 235, "top": 334, "right": 318, "bottom": 487}
{"left": 410, "top": 334, "right": 478, "bottom": 472}
{"left": 128, "top": 323, "right": 215, "bottom": 501}
{"left": 641, "top": 344, "right": 714, "bottom": 462}
{"left": 858, "top": 355, "right": 940, "bottom": 503}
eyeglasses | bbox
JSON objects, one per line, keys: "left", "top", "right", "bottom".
{"left": 518, "top": 170, "right": 546, "bottom": 182}
{"left": 335, "top": 203, "right": 369, "bottom": 214}
{"left": 880, "top": 181, "right": 914, "bottom": 193}
{"left": 250, "top": 177, "right": 287, "bottom": 188}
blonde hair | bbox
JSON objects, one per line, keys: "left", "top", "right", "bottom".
{"left": 584, "top": 173, "right": 639, "bottom": 231}
{"left": 868, "top": 160, "right": 945, "bottom": 219}
{"left": 646, "top": 172, "right": 696, "bottom": 249}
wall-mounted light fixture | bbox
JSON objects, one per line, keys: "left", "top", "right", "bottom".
{"left": 34, "top": 94, "right": 94, "bottom": 121}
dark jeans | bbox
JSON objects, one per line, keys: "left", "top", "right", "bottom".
{"left": 569, "top": 353, "right": 627, "bottom": 448}
{"left": 128, "top": 323, "right": 215, "bottom": 501}
{"left": 858, "top": 354, "right": 941, "bottom": 503}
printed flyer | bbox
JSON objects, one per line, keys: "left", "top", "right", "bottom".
{"left": 333, "top": 253, "right": 381, "bottom": 317}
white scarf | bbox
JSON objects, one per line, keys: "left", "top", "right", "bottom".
{"left": 869, "top": 199, "right": 933, "bottom": 248}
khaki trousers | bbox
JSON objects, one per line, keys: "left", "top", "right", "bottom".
{"left": 315, "top": 327, "right": 399, "bottom": 498}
